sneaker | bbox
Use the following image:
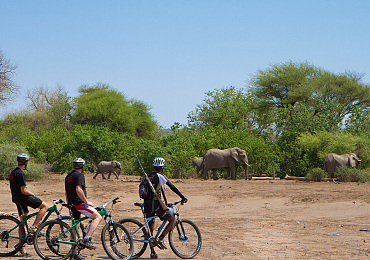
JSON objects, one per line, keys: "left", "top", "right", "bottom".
{"left": 19, "top": 246, "right": 30, "bottom": 256}
{"left": 150, "top": 252, "right": 158, "bottom": 259}
{"left": 154, "top": 238, "right": 167, "bottom": 250}
{"left": 71, "top": 252, "right": 85, "bottom": 260}
{"left": 80, "top": 238, "right": 96, "bottom": 250}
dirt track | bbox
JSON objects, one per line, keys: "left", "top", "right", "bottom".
{"left": 2, "top": 173, "right": 370, "bottom": 259}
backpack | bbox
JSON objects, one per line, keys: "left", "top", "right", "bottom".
{"left": 139, "top": 178, "right": 153, "bottom": 200}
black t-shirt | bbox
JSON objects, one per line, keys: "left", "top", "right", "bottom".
{"left": 9, "top": 167, "right": 27, "bottom": 202}
{"left": 65, "top": 170, "right": 87, "bottom": 205}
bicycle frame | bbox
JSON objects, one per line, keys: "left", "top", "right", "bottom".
{"left": 57, "top": 197, "right": 121, "bottom": 245}
{"left": 132, "top": 201, "right": 181, "bottom": 243}
{"left": 4, "top": 199, "right": 65, "bottom": 242}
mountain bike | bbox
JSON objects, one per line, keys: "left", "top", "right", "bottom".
{"left": 119, "top": 200, "right": 201, "bottom": 259}
{"left": 33, "top": 197, "right": 133, "bottom": 260}
{"left": 0, "top": 199, "right": 67, "bottom": 257}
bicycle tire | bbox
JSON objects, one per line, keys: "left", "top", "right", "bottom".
{"left": 0, "top": 215, "right": 25, "bottom": 257}
{"left": 101, "top": 222, "right": 133, "bottom": 260}
{"left": 119, "top": 218, "right": 149, "bottom": 259}
{"left": 34, "top": 219, "right": 76, "bottom": 260}
{"left": 168, "top": 219, "right": 202, "bottom": 259}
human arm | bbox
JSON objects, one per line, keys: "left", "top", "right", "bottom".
{"left": 20, "top": 185, "right": 35, "bottom": 196}
{"left": 76, "top": 185, "right": 94, "bottom": 207}
{"left": 166, "top": 181, "right": 187, "bottom": 203}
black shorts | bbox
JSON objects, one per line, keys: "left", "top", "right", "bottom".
{"left": 144, "top": 199, "right": 174, "bottom": 221}
{"left": 14, "top": 196, "right": 43, "bottom": 216}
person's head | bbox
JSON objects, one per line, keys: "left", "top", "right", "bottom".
{"left": 73, "top": 158, "right": 86, "bottom": 171}
{"left": 17, "top": 153, "right": 30, "bottom": 168}
{"left": 153, "top": 157, "right": 165, "bottom": 172}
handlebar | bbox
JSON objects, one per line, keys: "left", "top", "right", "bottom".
{"left": 62, "top": 197, "right": 120, "bottom": 211}
{"left": 167, "top": 200, "right": 184, "bottom": 207}
{"left": 53, "top": 199, "right": 64, "bottom": 205}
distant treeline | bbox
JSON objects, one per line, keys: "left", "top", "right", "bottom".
{"left": 0, "top": 61, "right": 369, "bottom": 180}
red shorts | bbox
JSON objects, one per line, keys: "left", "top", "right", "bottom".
{"left": 73, "top": 203, "right": 97, "bottom": 218}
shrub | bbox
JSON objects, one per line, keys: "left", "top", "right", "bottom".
{"left": 306, "top": 168, "right": 327, "bottom": 182}
{"left": 0, "top": 143, "right": 43, "bottom": 180}
{"left": 335, "top": 165, "right": 370, "bottom": 183}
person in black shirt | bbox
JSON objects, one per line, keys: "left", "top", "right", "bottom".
{"left": 143, "top": 157, "right": 187, "bottom": 259}
{"left": 65, "top": 158, "right": 102, "bottom": 251}
{"left": 9, "top": 153, "right": 48, "bottom": 255}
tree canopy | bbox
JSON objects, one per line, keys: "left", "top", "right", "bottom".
{"left": 72, "top": 84, "right": 158, "bottom": 138}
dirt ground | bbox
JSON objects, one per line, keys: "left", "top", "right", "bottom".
{"left": 2, "top": 173, "right": 370, "bottom": 260}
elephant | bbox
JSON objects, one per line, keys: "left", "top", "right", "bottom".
{"left": 191, "top": 157, "right": 204, "bottom": 176}
{"left": 202, "top": 147, "right": 250, "bottom": 180}
{"left": 324, "top": 153, "right": 361, "bottom": 178}
{"left": 93, "top": 161, "right": 122, "bottom": 179}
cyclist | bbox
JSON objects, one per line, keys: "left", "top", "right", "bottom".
{"left": 9, "top": 153, "right": 48, "bottom": 255}
{"left": 65, "top": 158, "right": 102, "bottom": 252}
{"left": 143, "top": 157, "right": 188, "bottom": 259}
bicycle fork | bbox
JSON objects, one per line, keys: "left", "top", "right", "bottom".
{"left": 175, "top": 218, "right": 188, "bottom": 242}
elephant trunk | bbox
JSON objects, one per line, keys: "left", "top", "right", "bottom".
{"left": 244, "top": 163, "right": 249, "bottom": 180}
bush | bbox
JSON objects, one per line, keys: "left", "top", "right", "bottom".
{"left": 0, "top": 143, "right": 43, "bottom": 180}
{"left": 335, "top": 166, "right": 370, "bottom": 183}
{"left": 306, "top": 168, "right": 327, "bottom": 182}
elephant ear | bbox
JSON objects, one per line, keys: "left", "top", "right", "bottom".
{"left": 231, "top": 150, "right": 240, "bottom": 162}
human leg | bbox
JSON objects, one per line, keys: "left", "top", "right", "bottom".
{"left": 74, "top": 204, "right": 102, "bottom": 250}
{"left": 32, "top": 201, "right": 48, "bottom": 228}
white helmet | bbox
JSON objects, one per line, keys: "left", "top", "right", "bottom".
{"left": 17, "top": 153, "right": 30, "bottom": 164}
{"left": 73, "top": 158, "right": 86, "bottom": 169}
{"left": 153, "top": 157, "right": 165, "bottom": 167}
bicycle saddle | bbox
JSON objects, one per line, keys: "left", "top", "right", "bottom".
{"left": 134, "top": 202, "right": 143, "bottom": 208}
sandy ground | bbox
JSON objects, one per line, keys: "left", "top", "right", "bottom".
{"left": 2, "top": 173, "right": 370, "bottom": 260}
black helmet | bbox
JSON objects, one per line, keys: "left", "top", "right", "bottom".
{"left": 17, "top": 153, "right": 30, "bottom": 164}
{"left": 73, "top": 158, "right": 86, "bottom": 169}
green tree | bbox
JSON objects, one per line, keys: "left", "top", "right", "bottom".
{"left": 251, "top": 61, "right": 370, "bottom": 133}
{"left": 72, "top": 84, "right": 157, "bottom": 138}
{"left": 188, "top": 87, "right": 257, "bottom": 131}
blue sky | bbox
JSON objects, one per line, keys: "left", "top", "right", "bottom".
{"left": 1, "top": 1, "right": 369, "bottom": 128}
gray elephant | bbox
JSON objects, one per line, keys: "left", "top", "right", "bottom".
{"left": 191, "top": 157, "right": 204, "bottom": 176}
{"left": 203, "top": 147, "right": 250, "bottom": 180}
{"left": 93, "top": 161, "right": 122, "bottom": 179}
{"left": 324, "top": 153, "right": 361, "bottom": 178}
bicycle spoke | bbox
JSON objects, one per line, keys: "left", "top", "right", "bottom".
{"left": 34, "top": 220, "right": 75, "bottom": 260}
{"left": 169, "top": 219, "right": 202, "bottom": 259}
{"left": 0, "top": 215, "right": 25, "bottom": 257}
{"left": 118, "top": 218, "right": 148, "bottom": 259}
{"left": 101, "top": 223, "right": 133, "bottom": 260}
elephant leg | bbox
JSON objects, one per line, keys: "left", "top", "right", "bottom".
{"left": 230, "top": 167, "right": 236, "bottom": 180}
{"left": 93, "top": 172, "right": 98, "bottom": 179}
{"left": 224, "top": 168, "right": 231, "bottom": 179}
{"left": 107, "top": 172, "right": 112, "bottom": 179}
{"left": 102, "top": 173, "right": 106, "bottom": 179}
{"left": 202, "top": 169, "right": 208, "bottom": 180}
{"left": 212, "top": 170, "right": 218, "bottom": 180}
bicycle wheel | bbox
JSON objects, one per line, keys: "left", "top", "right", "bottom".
{"left": 101, "top": 222, "right": 133, "bottom": 260}
{"left": 168, "top": 219, "right": 202, "bottom": 259}
{"left": 0, "top": 215, "right": 25, "bottom": 256}
{"left": 119, "top": 218, "right": 149, "bottom": 259}
{"left": 34, "top": 219, "right": 76, "bottom": 260}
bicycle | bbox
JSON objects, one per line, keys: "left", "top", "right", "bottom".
{"left": 0, "top": 199, "right": 67, "bottom": 257}
{"left": 33, "top": 197, "right": 133, "bottom": 260}
{"left": 119, "top": 200, "right": 202, "bottom": 259}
